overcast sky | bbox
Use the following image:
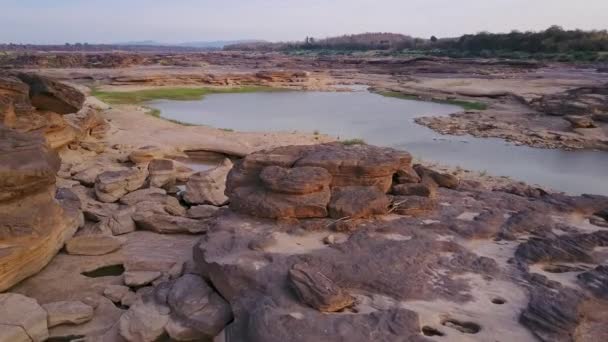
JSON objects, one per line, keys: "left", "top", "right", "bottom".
{"left": 1, "top": 0, "right": 607, "bottom": 44}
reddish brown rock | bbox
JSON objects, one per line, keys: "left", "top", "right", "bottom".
{"left": 260, "top": 165, "right": 332, "bottom": 194}
{"left": 230, "top": 185, "right": 331, "bottom": 219}
{"left": 413, "top": 164, "right": 459, "bottom": 189}
{"left": 328, "top": 186, "right": 390, "bottom": 219}
{"left": 289, "top": 262, "right": 354, "bottom": 312}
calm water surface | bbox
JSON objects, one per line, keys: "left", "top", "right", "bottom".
{"left": 148, "top": 90, "right": 608, "bottom": 195}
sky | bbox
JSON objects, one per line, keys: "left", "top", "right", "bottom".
{"left": 1, "top": 0, "right": 607, "bottom": 44}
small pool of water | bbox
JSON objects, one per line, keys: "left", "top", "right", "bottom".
{"left": 148, "top": 91, "right": 608, "bottom": 196}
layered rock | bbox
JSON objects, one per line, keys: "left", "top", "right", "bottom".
{"left": 226, "top": 143, "right": 411, "bottom": 219}
{"left": 0, "top": 127, "right": 81, "bottom": 291}
{"left": 0, "top": 73, "right": 93, "bottom": 150}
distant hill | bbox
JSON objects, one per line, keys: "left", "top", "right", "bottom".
{"left": 117, "top": 40, "right": 263, "bottom": 49}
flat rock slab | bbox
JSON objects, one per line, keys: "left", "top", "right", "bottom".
{"left": 124, "top": 271, "right": 162, "bottom": 287}
{"left": 0, "top": 293, "right": 48, "bottom": 342}
{"left": 42, "top": 301, "right": 94, "bottom": 328}
{"left": 66, "top": 235, "right": 124, "bottom": 256}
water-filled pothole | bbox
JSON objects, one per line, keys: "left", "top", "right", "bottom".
{"left": 542, "top": 264, "right": 584, "bottom": 274}
{"left": 441, "top": 318, "right": 481, "bottom": 334}
{"left": 47, "top": 335, "right": 86, "bottom": 342}
{"left": 81, "top": 264, "right": 125, "bottom": 278}
{"left": 491, "top": 297, "right": 507, "bottom": 305}
{"left": 422, "top": 326, "right": 445, "bottom": 336}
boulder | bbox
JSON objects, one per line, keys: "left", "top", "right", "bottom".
{"left": 184, "top": 158, "right": 232, "bottom": 206}
{"left": 41, "top": 301, "right": 94, "bottom": 328}
{"left": 148, "top": 159, "right": 176, "bottom": 188}
{"left": 328, "top": 186, "right": 390, "bottom": 219}
{"left": 294, "top": 143, "right": 411, "bottom": 192}
{"left": 289, "top": 262, "right": 354, "bottom": 312}
{"left": 0, "top": 293, "right": 48, "bottom": 342}
{"left": 65, "top": 235, "right": 123, "bottom": 256}
{"left": 413, "top": 164, "right": 459, "bottom": 189}
{"left": 119, "top": 187, "right": 167, "bottom": 206}
{"left": 226, "top": 143, "right": 410, "bottom": 219}
{"left": 166, "top": 274, "right": 232, "bottom": 340}
{"left": 94, "top": 167, "right": 147, "bottom": 203}
{"left": 101, "top": 206, "right": 137, "bottom": 235}
{"left": 119, "top": 298, "right": 170, "bottom": 342}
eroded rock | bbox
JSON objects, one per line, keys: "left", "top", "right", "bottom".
{"left": 289, "top": 262, "right": 354, "bottom": 312}
{"left": 184, "top": 158, "right": 232, "bottom": 206}
{"left": 95, "top": 168, "right": 147, "bottom": 203}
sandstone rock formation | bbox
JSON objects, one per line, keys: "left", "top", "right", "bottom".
{"left": 226, "top": 143, "right": 411, "bottom": 219}
{"left": 0, "top": 127, "right": 81, "bottom": 291}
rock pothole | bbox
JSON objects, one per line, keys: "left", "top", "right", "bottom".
{"left": 491, "top": 297, "right": 507, "bottom": 305}
{"left": 421, "top": 326, "right": 445, "bottom": 336}
{"left": 81, "top": 264, "right": 125, "bottom": 278}
{"left": 441, "top": 318, "right": 481, "bottom": 334}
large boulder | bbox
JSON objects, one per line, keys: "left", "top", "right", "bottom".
{"left": 0, "top": 128, "right": 80, "bottom": 291}
{"left": 166, "top": 274, "right": 233, "bottom": 340}
{"left": 226, "top": 143, "right": 411, "bottom": 219}
{"left": 184, "top": 158, "right": 233, "bottom": 206}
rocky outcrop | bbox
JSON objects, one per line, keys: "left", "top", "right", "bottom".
{"left": 0, "top": 73, "right": 96, "bottom": 150}
{"left": 226, "top": 143, "right": 411, "bottom": 219}
{"left": 531, "top": 83, "right": 608, "bottom": 117}
{"left": 0, "top": 127, "right": 81, "bottom": 291}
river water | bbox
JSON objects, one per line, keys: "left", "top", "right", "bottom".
{"left": 148, "top": 90, "right": 608, "bottom": 195}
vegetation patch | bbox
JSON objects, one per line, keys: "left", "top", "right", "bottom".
{"left": 377, "top": 91, "right": 488, "bottom": 110}
{"left": 340, "top": 138, "right": 367, "bottom": 146}
{"left": 91, "top": 86, "right": 285, "bottom": 105}
{"left": 93, "top": 86, "right": 287, "bottom": 127}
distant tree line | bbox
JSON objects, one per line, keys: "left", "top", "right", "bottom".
{"left": 224, "top": 27, "right": 608, "bottom": 61}
{"left": 436, "top": 26, "right": 608, "bottom": 53}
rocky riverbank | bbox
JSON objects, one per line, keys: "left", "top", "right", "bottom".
{"left": 1, "top": 64, "right": 608, "bottom": 341}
